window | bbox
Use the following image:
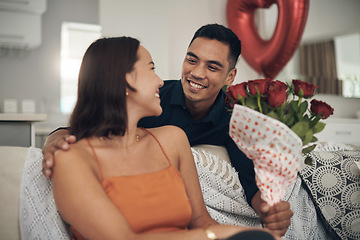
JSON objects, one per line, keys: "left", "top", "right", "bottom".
{"left": 60, "top": 22, "right": 101, "bottom": 114}
{"left": 335, "top": 33, "right": 360, "bottom": 98}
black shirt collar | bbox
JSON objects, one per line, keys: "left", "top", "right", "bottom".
{"left": 169, "top": 80, "right": 226, "bottom": 125}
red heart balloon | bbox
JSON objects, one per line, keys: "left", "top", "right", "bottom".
{"left": 227, "top": 0, "right": 309, "bottom": 79}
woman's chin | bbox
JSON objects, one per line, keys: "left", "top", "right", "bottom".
{"left": 154, "top": 108, "right": 163, "bottom": 116}
{"left": 145, "top": 107, "right": 163, "bottom": 118}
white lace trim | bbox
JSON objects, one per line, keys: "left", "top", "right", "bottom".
{"left": 192, "top": 148, "right": 240, "bottom": 189}
{"left": 314, "top": 141, "right": 354, "bottom": 152}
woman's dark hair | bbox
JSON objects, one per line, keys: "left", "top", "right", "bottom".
{"left": 69, "top": 37, "right": 140, "bottom": 140}
{"left": 189, "top": 24, "right": 241, "bottom": 70}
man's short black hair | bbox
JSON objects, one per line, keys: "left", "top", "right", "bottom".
{"left": 189, "top": 24, "right": 241, "bottom": 69}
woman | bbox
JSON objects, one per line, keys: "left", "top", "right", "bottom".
{"left": 52, "top": 37, "right": 278, "bottom": 240}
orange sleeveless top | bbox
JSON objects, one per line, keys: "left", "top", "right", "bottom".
{"left": 71, "top": 130, "right": 192, "bottom": 239}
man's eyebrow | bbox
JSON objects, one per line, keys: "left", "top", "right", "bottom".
{"left": 187, "top": 52, "right": 224, "bottom": 68}
{"left": 208, "top": 60, "right": 223, "bottom": 68}
{"left": 186, "top": 52, "right": 199, "bottom": 59}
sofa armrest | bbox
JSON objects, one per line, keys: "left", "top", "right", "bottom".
{"left": 0, "top": 146, "right": 28, "bottom": 240}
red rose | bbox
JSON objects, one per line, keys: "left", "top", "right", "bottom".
{"left": 310, "top": 99, "right": 334, "bottom": 119}
{"left": 225, "top": 95, "right": 235, "bottom": 108}
{"left": 247, "top": 79, "right": 270, "bottom": 96}
{"left": 266, "top": 80, "right": 288, "bottom": 108}
{"left": 226, "top": 82, "right": 247, "bottom": 101}
{"left": 292, "top": 80, "right": 318, "bottom": 98}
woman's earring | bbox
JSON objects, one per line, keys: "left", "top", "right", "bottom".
{"left": 126, "top": 90, "right": 129, "bottom": 96}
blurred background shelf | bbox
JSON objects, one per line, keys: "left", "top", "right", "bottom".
{"left": 316, "top": 118, "right": 360, "bottom": 146}
{"left": 0, "top": 113, "right": 47, "bottom": 147}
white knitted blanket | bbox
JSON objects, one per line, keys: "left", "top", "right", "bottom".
{"left": 191, "top": 147, "right": 331, "bottom": 240}
{"left": 19, "top": 147, "right": 71, "bottom": 240}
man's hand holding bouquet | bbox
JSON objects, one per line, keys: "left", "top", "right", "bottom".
{"left": 225, "top": 79, "right": 334, "bottom": 205}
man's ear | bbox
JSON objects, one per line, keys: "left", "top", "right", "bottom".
{"left": 225, "top": 68, "right": 237, "bottom": 86}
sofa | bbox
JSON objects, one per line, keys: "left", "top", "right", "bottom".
{"left": 0, "top": 146, "right": 27, "bottom": 240}
{"left": 0, "top": 143, "right": 359, "bottom": 239}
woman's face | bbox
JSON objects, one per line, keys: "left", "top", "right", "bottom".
{"left": 126, "top": 45, "right": 164, "bottom": 118}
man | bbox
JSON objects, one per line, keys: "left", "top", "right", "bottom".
{"left": 42, "top": 24, "right": 292, "bottom": 237}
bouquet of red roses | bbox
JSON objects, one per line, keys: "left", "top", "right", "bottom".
{"left": 225, "top": 79, "right": 334, "bottom": 205}
{"left": 226, "top": 79, "right": 334, "bottom": 155}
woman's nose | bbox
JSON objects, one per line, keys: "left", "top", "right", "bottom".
{"left": 158, "top": 76, "right": 164, "bottom": 87}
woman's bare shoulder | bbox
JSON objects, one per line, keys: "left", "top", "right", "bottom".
{"left": 52, "top": 138, "right": 103, "bottom": 185}
{"left": 54, "top": 139, "right": 93, "bottom": 166}
{"left": 145, "top": 125, "right": 187, "bottom": 140}
{"left": 144, "top": 126, "right": 190, "bottom": 160}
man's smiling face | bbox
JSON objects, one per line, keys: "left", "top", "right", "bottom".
{"left": 181, "top": 37, "right": 236, "bottom": 110}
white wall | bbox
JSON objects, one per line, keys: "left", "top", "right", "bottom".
{"left": 262, "top": 0, "right": 360, "bottom": 42}
{"left": 0, "top": 0, "right": 99, "bottom": 129}
{"left": 99, "top": 0, "right": 260, "bottom": 84}
{"left": 302, "top": 0, "right": 360, "bottom": 42}
{"left": 100, "top": 0, "right": 360, "bottom": 118}
{"left": 0, "top": 0, "right": 359, "bottom": 132}
{"left": 263, "top": 0, "right": 360, "bottom": 80}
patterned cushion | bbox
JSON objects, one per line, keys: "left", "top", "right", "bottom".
{"left": 299, "top": 150, "right": 360, "bottom": 240}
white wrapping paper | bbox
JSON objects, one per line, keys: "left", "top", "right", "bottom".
{"left": 229, "top": 105, "right": 302, "bottom": 205}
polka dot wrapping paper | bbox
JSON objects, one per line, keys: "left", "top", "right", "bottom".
{"left": 229, "top": 104, "right": 303, "bottom": 206}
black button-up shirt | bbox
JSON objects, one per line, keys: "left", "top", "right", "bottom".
{"left": 139, "top": 80, "right": 258, "bottom": 205}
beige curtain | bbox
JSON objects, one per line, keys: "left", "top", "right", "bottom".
{"left": 300, "top": 40, "right": 342, "bottom": 95}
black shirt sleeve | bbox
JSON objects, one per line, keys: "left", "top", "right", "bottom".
{"left": 225, "top": 137, "right": 259, "bottom": 206}
{"left": 49, "top": 127, "right": 70, "bottom": 135}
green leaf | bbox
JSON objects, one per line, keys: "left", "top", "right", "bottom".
{"left": 290, "top": 101, "right": 298, "bottom": 112}
{"left": 291, "top": 121, "right": 309, "bottom": 137}
{"left": 284, "top": 103, "right": 293, "bottom": 114}
{"left": 312, "top": 121, "right": 326, "bottom": 134}
{"left": 236, "top": 94, "right": 245, "bottom": 105}
{"left": 284, "top": 114, "right": 295, "bottom": 127}
{"left": 303, "top": 155, "right": 313, "bottom": 166}
{"left": 296, "top": 112, "right": 304, "bottom": 121}
{"left": 245, "top": 96, "right": 258, "bottom": 110}
{"left": 266, "top": 111, "right": 280, "bottom": 121}
{"left": 302, "top": 129, "right": 313, "bottom": 145}
{"left": 309, "top": 115, "right": 321, "bottom": 128}
{"left": 261, "top": 102, "right": 270, "bottom": 115}
{"left": 303, "top": 114, "right": 310, "bottom": 121}
{"left": 299, "top": 101, "right": 308, "bottom": 115}
{"left": 222, "top": 85, "right": 228, "bottom": 92}
{"left": 298, "top": 89, "right": 304, "bottom": 98}
{"left": 302, "top": 144, "right": 317, "bottom": 155}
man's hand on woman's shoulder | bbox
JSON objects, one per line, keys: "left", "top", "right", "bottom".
{"left": 42, "top": 128, "right": 76, "bottom": 179}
